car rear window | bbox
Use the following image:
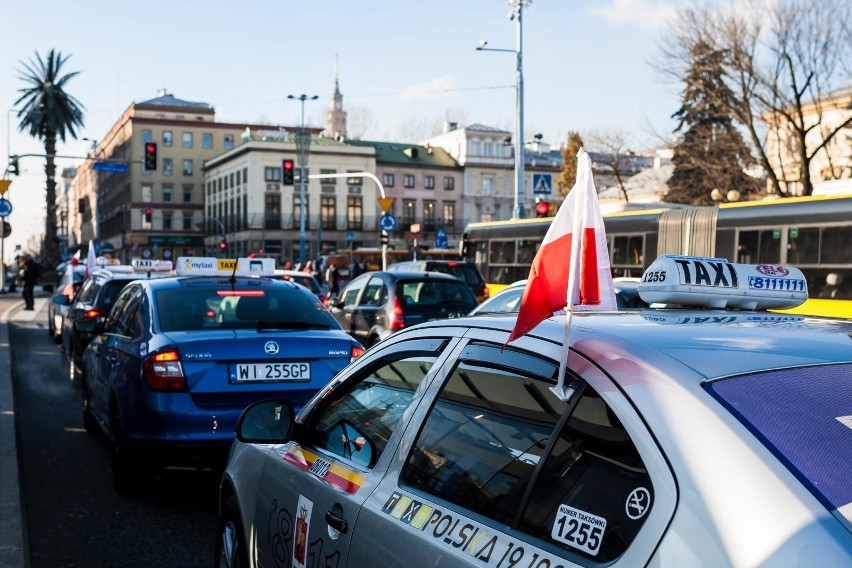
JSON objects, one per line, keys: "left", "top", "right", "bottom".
{"left": 430, "top": 263, "right": 483, "bottom": 286}
{"left": 154, "top": 283, "right": 338, "bottom": 332}
{"left": 706, "top": 364, "right": 852, "bottom": 531}
{"left": 398, "top": 280, "right": 477, "bottom": 307}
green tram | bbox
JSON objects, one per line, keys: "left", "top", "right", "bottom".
{"left": 462, "top": 193, "right": 852, "bottom": 314}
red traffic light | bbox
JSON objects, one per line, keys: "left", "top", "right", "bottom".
{"left": 144, "top": 208, "right": 152, "bottom": 222}
{"left": 218, "top": 240, "right": 227, "bottom": 250}
{"left": 535, "top": 201, "right": 550, "bottom": 217}
{"left": 282, "top": 159, "right": 295, "bottom": 185}
{"left": 283, "top": 160, "right": 294, "bottom": 171}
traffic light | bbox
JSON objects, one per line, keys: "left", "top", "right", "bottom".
{"left": 536, "top": 200, "right": 550, "bottom": 218}
{"left": 78, "top": 197, "right": 85, "bottom": 213}
{"left": 144, "top": 208, "right": 152, "bottom": 223}
{"left": 144, "top": 142, "right": 157, "bottom": 171}
{"left": 218, "top": 238, "right": 227, "bottom": 251}
{"left": 8, "top": 156, "right": 19, "bottom": 176}
{"left": 380, "top": 231, "right": 389, "bottom": 246}
{"left": 282, "top": 159, "right": 295, "bottom": 185}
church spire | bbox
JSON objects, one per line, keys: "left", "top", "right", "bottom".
{"left": 326, "top": 53, "right": 347, "bottom": 139}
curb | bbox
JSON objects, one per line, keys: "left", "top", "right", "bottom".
{"left": 0, "top": 300, "right": 28, "bottom": 567}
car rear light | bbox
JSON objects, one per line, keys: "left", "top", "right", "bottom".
{"left": 63, "top": 283, "right": 75, "bottom": 300}
{"left": 482, "top": 285, "right": 490, "bottom": 299}
{"left": 143, "top": 349, "right": 187, "bottom": 392}
{"left": 320, "top": 294, "right": 329, "bottom": 307}
{"left": 447, "top": 262, "right": 459, "bottom": 267}
{"left": 350, "top": 346, "right": 365, "bottom": 362}
{"left": 216, "top": 290, "right": 265, "bottom": 297}
{"left": 390, "top": 296, "right": 405, "bottom": 331}
{"left": 84, "top": 309, "right": 101, "bottom": 319}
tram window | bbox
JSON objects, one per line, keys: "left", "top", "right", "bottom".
{"left": 489, "top": 240, "right": 516, "bottom": 264}
{"left": 758, "top": 229, "right": 781, "bottom": 264}
{"left": 517, "top": 239, "right": 538, "bottom": 265}
{"left": 821, "top": 226, "right": 852, "bottom": 264}
{"left": 737, "top": 231, "right": 758, "bottom": 264}
{"left": 612, "top": 235, "right": 643, "bottom": 266}
{"left": 787, "top": 228, "right": 819, "bottom": 264}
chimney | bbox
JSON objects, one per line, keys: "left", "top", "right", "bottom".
{"left": 443, "top": 121, "right": 458, "bottom": 133}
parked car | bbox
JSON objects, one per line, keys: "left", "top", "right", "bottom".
{"left": 329, "top": 270, "right": 478, "bottom": 346}
{"left": 386, "top": 260, "right": 489, "bottom": 303}
{"left": 48, "top": 263, "right": 88, "bottom": 343}
{"left": 79, "top": 256, "right": 364, "bottom": 489}
{"left": 59, "top": 260, "right": 173, "bottom": 386}
{"left": 469, "top": 277, "right": 649, "bottom": 316}
{"left": 275, "top": 269, "right": 328, "bottom": 306}
{"left": 216, "top": 256, "right": 852, "bottom": 567}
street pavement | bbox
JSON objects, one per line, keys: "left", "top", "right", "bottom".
{"left": 1, "top": 289, "right": 50, "bottom": 568}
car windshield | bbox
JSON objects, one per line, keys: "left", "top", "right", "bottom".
{"left": 154, "top": 283, "right": 338, "bottom": 332}
{"left": 286, "top": 275, "right": 320, "bottom": 294}
{"left": 398, "top": 280, "right": 477, "bottom": 306}
{"left": 706, "top": 363, "right": 852, "bottom": 530}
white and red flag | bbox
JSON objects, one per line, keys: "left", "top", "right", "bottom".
{"left": 85, "top": 240, "right": 97, "bottom": 278}
{"left": 507, "top": 148, "right": 617, "bottom": 399}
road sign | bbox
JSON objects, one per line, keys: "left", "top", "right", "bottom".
{"left": 346, "top": 231, "right": 354, "bottom": 242}
{"left": 378, "top": 197, "right": 394, "bottom": 213}
{"left": 379, "top": 213, "right": 397, "bottom": 232}
{"left": 93, "top": 161, "right": 129, "bottom": 174}
{"left": 0, "top": 180, "right": 10, "bottom": 195}
{"left": 533, "top": 174, "right": 552, "bottom": 195}
{"left": 435, "top": 226, "right": 449, "bottom": 249}
{"left": 0, "top": 198, "right": 12, "bottom": 218}
{"left": 1, "top": 221, "right": 11, "bottom": 239}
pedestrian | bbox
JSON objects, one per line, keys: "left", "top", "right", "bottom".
{"left": 19, "top": 254, "right": 37, "bottom": 310}
{"left": 326, "top": 263, "right": 341, "bottom": 299}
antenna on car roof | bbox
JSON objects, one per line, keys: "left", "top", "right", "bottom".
{"left": 230, "top": 257, "right": 238, "bottom": 286}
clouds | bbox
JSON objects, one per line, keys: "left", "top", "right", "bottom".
{"left": 589, "top": 0, "right": 678, "bottom": 29}
{"left": 397, "top": 75, "right": 458, "bottom": 102}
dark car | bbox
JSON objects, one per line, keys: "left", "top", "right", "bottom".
{"left": 59, "top": 261, "right": 173, "bottom": 386}
{"left": 80, "top": 256, "right": 364, "bottom": 488}
{"left": 329, "top": 270, "right": 478, "bottom": 346}
{"left": 386, "top": 260, "right": 489, "bottom": 303}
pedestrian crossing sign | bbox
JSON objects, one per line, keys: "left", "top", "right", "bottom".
{"left": 533, "top": 174, "right": 552, "bottom": 195}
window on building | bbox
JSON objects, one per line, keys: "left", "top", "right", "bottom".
{"left": 319, "top": 168, "right": 337, "bottom": 185}
{"left": 229, "top": 172, "right": 235, "bottom": 188}
{"left": 265, "top": 193, "right": 281, "bottom": 230}
{"left": 347, "top": 196, "right": 363, "bottom": 230}
{"left": 163, "top": 186, "right": 173, "bottom": 203}
{"left": 484, "top": 141, "right": 493, "bottom": 157}
{"left": 235, "top": 170, "right": 241, "bottom": 185}
{"left": 182, "top": 132, "right": 193, "bottom": 148}
{"left": 444, "top": 176, "right": 455, "bottom": 190}
{"left": 296, "top": 168, "right": 310, "bottom": 185}
{"left": 423, "top": 200, "right": 436, "bottom": 231}
{"left": 182, "top": 214, "right": 193, "bottom": 231}
{"left": 424, "top": 175, "right": 435, "bottom": 189}
{"left": 403, "top": 199, "right": 416, "bottom": 226}
{"left": 141, "top": 184, "right": 153, "bottom": 203}
{"left": 163, "top": 130, "right": 173, "bottom": 146}
{"left": 163, "top": 158, "right": 173, "bottom": 176}
{"left": 183, "top": 185, "right": 193, "bottom": 203}
{"left": 162, "top": 213, "right": 172, "bottom": 230}
{"left": 224, "top": 135, "right": 235, "bottom": 150}
{"left": 142, "top": 130, "right": 152, "bottom": 143}
{"left": 202, "top": 133, "right": 213, "bottom": 149}
{"left": 383, "top": 173, "right": 395, "bottom": 187}
{"left": 242, "top": 167, "right": 248, "bottom": 184}
{"left": 347, "top": 171, "right": 364, "bottom": 186}
{"left": 224, "top": 175, "right": 229, "bottom": 190}
{"left": 482, "top": 177, "right": 494, "bottom": 195}
{"left": 182, "top": 159, "right": 193, "bottom": 176}
{"left": 470, "top": 140, "right": 481, "bottom": 155}
{"left": 293, "top": 194, "right": 310, "bottom": 230}
{"left": 443, "top": 201, "right": 455, "bottom": 228}
{"left": 404, "top": 174, "right": 415, "bottom": 188}
{"left": 321, "top": 195, "right": 337, "bottom": 230}
{"left": 265, "top": 166, "right": 282, "bottom": 182}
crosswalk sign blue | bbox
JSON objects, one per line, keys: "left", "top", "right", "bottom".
{"left": 533, "top": 174, "right": 552, "bottom": 195}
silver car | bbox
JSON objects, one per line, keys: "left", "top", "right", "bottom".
{"left": 217, "top": 260, "right": 852, "bottom": 567}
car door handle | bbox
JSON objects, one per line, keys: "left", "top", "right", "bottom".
{"left": 325, "top": 511, "right": 348, "bottom": 534}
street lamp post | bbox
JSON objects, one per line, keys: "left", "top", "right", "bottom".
{"left": 477, "top": 0, "right": 531, "bottom": 219}
{"left": 287, "top": 94, "right": 318, "bottom": 265}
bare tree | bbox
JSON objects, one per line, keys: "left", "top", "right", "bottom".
{"left": 556, "top": 131, "right": 584, "bottom": 197}
{"left": 655, "top": 0, "right": 851, "bottom": 197}
{"left": 586, "top": 128, "right": 638, "bottom": 202}
{"left": 345, "top": 104, "right": 374, "bottom": 140}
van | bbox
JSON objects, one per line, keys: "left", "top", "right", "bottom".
{"left": 386, "top": 260, "right": 488, "bottom": 303}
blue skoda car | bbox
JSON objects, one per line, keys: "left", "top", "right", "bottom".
{"left": 79, "top": 257, "right": 364, "bottom": 488}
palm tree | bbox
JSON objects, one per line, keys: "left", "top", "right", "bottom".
{"left": 15, "top": 49, "right": 85, "bottom": 267}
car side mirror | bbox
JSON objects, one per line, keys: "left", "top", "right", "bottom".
{"left": 52, "top": 295, "right": 70, "bottom": 306}
{"left": 235, "top": 399, "right": 295, "bottom": 444}
{"left": 324, "top": 419, "right": 376, "bottom": 468}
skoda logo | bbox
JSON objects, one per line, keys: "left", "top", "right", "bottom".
{"left": 264, "top": 341, "right": 279, "bottom": 355}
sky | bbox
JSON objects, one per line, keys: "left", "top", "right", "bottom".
{"left": 0, "top": 0, "right": 687, "bottom": 263}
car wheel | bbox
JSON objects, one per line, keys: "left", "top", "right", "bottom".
{"left": 216, "top": 496, "right": 248, "bottom": 568}
{"left": 81, "top": 382, "right": 98, "bottom": 435}
{"left": 110, "top": 406, "right": 140, "bottom": 491}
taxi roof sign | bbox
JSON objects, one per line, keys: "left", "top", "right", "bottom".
{"left": 638, "top": 255, "right": 808, "bottom": 310}
{"left": 175, "top": 256, "right": 275, "bottom": 277}
{"left": 131, "top": 258, "right": 174, "bottom": 272}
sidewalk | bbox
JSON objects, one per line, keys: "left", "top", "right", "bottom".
{"left": 0, "top": 294, "right": 47, "bottom": 568}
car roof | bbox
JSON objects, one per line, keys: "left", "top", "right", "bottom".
{"left": 135, "top": 274, "right": 289, "bottom": 290}
{"left": 369, "top": 270, "right": 464, "bottom": 282}
{"left": 414, "top": 310, "right": 852, "bottom": 382}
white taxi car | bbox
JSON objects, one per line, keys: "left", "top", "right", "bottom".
{"left": 217, "top": 256, "right": 852, "bottom": 567}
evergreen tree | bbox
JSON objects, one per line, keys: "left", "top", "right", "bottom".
{"left": 557, "top": 131, "right": 584, "bottom": 196}
{"left": 664, "top": 41, "right": 759, "bottom": 205}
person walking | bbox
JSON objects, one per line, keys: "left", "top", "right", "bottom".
{"left": 19, "top": 254, "right": 37, "bottom": 310}
{"left": 326, "top": 263, "right": 341, "bottom": 299}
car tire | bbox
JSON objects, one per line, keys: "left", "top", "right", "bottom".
{"left": 216, "top": 495, "right": 248, "bottom": 568}
{"left": 110, "top": 406, "right": 140, "bottom": 492}
{"left": 81, "top": 382, "right": 98, "bottom": 435}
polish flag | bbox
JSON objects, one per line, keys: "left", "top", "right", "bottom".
{"left": 85, "top": 240, "right": 97, "bottom": 278}
{"left": 507, "top": 149, "right": 616, "bottom": 397}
